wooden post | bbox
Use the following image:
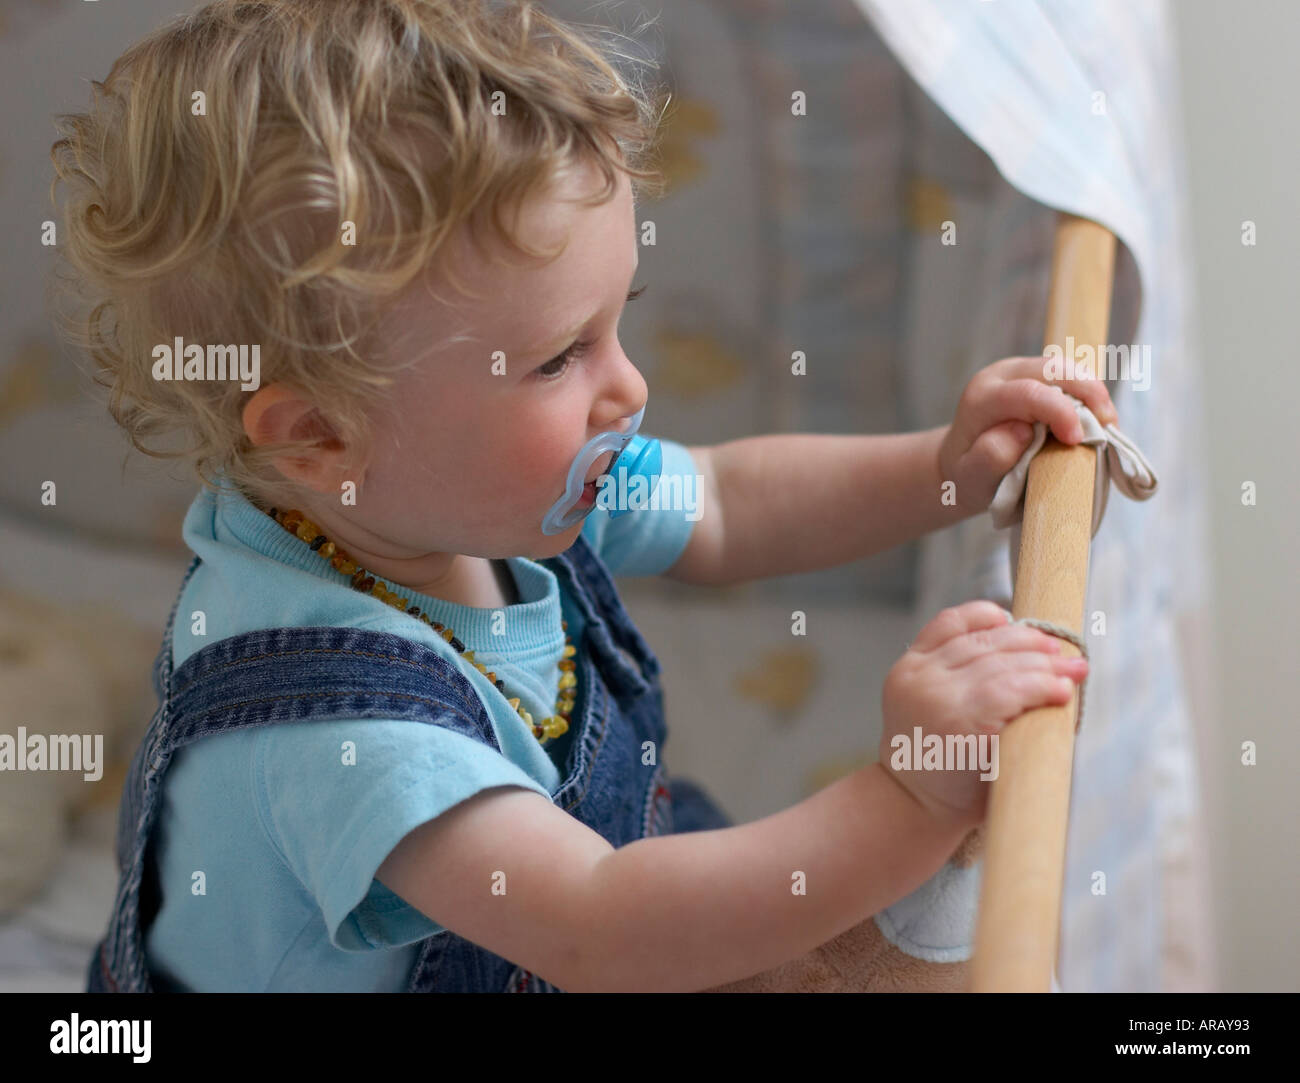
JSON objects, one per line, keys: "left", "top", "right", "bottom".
{"left": 968, "top": 215, "right": 1117, "bottom": 992}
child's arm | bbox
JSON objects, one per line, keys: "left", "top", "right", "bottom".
{"left": 375, "top": 763, "right": 969, "bottom": 992}
{"left": 377, "top": 601, "right": 1080, "bottom": 991}
{"left": 670, "top": 355, "right": 1118, "bottom": 588}
{"left": 674, "top": 429, "right": 959, "bottom": 587}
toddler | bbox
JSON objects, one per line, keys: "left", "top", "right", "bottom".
{"left": 53, "top": 0, "right": 1108, "bottom": 992}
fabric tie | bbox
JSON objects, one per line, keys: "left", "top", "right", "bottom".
{"left": 988, "top": 398, "right": 1159, "bottom": 734}
{"left": 990, "top": 398, "right": 1158, "bottom": 536}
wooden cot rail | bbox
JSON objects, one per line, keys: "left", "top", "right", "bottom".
{"left": 969, "top": 214, "right": 1117, "bottom": 992}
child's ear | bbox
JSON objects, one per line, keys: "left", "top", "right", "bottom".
{"left": 242, "top": 383, "right": 361, "bottom": 494}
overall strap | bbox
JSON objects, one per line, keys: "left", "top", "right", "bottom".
{"left": 166, "top": 624, "right": 500, "bottom": 751}
{"left": 124, "top": 552, "right": 203, "bottom": 867}
{"left": 91, "top": 554, "right": 204, "bottom": 993}
{"left": 544, "top": 531, "right": 662, "bottom": 691}
{"left": 96, "top": 556, "right": 517, "bottom": 993}
{"left": 99, "top": 606, "right": 497, "bottom": 993}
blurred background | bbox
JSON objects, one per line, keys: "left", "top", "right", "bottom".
{"left": 0, "top": 0, "right": 1293, "bottom": 992}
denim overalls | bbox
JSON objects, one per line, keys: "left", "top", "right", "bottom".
{"left": 86, "top": 531, "right": 730, "bottom": 993}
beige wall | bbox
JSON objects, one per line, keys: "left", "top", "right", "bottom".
{"left": 1172, "top": 0, "right": 1299, "bottom": 992}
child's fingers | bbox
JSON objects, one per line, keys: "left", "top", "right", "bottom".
{"left": 935, "top": 621, "right": 1063, "bottom": 670}
{"left": 1011, "top": 379, "right": 1086, "bottom": 444}
{"left": 1043, "top": 361, "right": 1117, "bottom": 425}
{"left": 960, "top": 649, "right": 1086, "bottom": 684}
{"left": 963, "top": 420, "right": 1037, "bottom": 483}
{"left": 908, "top": 600, "right": 1012, "bottom": 654}
{"left": 995, "top": 354, "right": 1118, "bottom": 425}
{"left": 961, "top": 653, "right": 1087, "bottom": 729}
{"left": 960, "top": 378, "right": 1084, "bottom": 445}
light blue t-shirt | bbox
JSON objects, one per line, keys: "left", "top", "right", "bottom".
{"left": 145, "top": 438, "right": 698, "bottom": 992}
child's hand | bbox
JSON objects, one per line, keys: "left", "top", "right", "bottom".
{"left": 937, "top": 354, "right": 1119, "bottom": 514}
{"left": 878, "top": 600, "right": 1088, "bottom": 829}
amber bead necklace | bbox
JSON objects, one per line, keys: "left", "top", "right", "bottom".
{"left": 266, "top": 507, "right": 573, "bottom": 744}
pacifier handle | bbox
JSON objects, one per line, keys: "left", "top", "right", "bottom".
{"left": 540, "top": 403, "right": 662, "bottom": 535}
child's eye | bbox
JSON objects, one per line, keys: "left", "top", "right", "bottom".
{"left": 534, "top": 286, "right": 646, "bottom": 382}
{"left": 535, "top": 340, "right": 590, "bottom": 381}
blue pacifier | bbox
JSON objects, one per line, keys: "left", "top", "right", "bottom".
{"left": 541, "top": 403, "right": 662, "bottom": 535}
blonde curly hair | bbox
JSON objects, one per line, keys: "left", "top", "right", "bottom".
{"left": 47, "top": 0, "right": 666, "bottom": 510}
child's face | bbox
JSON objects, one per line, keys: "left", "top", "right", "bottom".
{"left": 356, "top": 158, "right": 647, "bottom": 562}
